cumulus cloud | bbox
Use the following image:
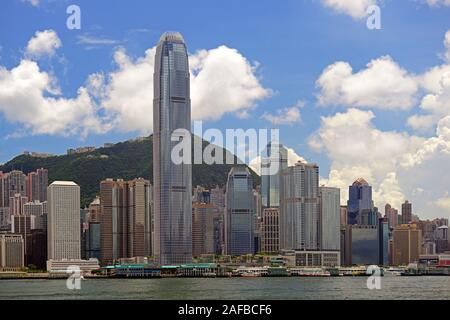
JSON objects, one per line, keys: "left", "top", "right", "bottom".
{"left": 0, "top": 30, "right": 271, "bottom": 137}
{"left": 260, "top": 101, "right": 304, "bottom": 125}
{"left": 0, "top": 60, "right": 108, "bottom": 137}
{"left": 96, "top": 45, "right": 271, "bottom": 134}
{"left": 26, "top": 29, "right": 61, "bottom": 58}
{"left": 310, "top": 108, "right": 450, "bottom": 218}
{"left": 320, "top": 0, "right": 377, "bottom": 19}
{"left": 316, "top": 56, "right": 418, "bottom": 110}
{"left": 190, "top": 46, "right": 272, "bottom": 121}
{"left": 249, "top": 147, "right": 306, "bottom": 176}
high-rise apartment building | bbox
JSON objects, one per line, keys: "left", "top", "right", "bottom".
{"left": 27, "top": 168, "right": 48, "bottom": 203}
{"left": 153, "top": 32, "right": 192, "bottom": 265}
{"left": 280, "top": 161, "right": 319, "bottom": 251}
{"left": 385, "top": 203, "right": 399, "bottom": 228}
{"left": 319, "top": 187, "right": 340, "bottom": 251}
{"left": 47, "top": 181, "right": 81, "bottom": 260}
{"left": 224, "top": 167, "right": 255, "bottom": 256}
{"left": 402, "top": 200, "right": 412, "bottom": 224}
{"left": 100, "top": 178, "right": 152, "bottom": 266}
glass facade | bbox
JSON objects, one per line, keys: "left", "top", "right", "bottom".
{"left": 261, "top": 143, "right": 288, "bottom": 208}
{"left": 347, "top": 178, "right": 374, "bottom": 225}
{"left": 153, "top": 32, "right": 192, "bottom": 265}
{"left": 224, "top": 167, "right": 255, "bottom": 256}
{"left": 351, "top": 225, "right": 379, "bottom": 265}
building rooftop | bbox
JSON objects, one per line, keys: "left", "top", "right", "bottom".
{"left": 50, "top": 181, "right": 78, "bottom": 186}
{"left": 353, "top": 177, "right": 369, "bottom": 186}
{"left": 159, "top": 31, "right": 185, "bottom": 43}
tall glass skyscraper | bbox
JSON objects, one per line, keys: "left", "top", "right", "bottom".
{"left": 153, "top": 32, "right": 192, "bottom": 265}
{"left": 261, "top": 143, "right": 288, "bottom": 208}
{"left": 224, "top": 167, "right": 255, "bottom": 256}
{"left": 347, "top": 178, "right": 374, "bottom": 225}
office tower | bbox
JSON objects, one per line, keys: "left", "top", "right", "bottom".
{"left": 280, "top": 161, "right": 319, "bottom": 251}
{"left": 100, "top": 178, "right": 152, "bottom": 265}
{"left": 350, "top": 225, "right": 379, "bottom": 265}
{"left": 128, "top": 178, "right": 152, "bottom": 259}
{"left": 347, "top": 178, "right": 374, "bottom": 225}
{"left": 0, "top": 207, "right": 9, "bottom": 228}
{"left": 261, "top": 208, "right": 280, "bottom": 253}
{"left": 340, "top": 206, "right": 348, "bottom": 226}
{"left": 27, "top": 229, "right": 47, "bottom": 269}
{"left": 392, "top": 224, "right": 422, "bottom": 265}
{"left": 385, "top": 203, "right": 399, "bottom": 228}
{"left": 319, "top": 187, "right": 340, "bottom": 251}
{"left": 192, "top": 203, "right": 215, "bottom": 256}
{"left": 100, "top": 179, "right": 129, "bottom": 265}
{"left": 261, "top": 143, "right": 288, "bottom": 208}
{"left": 402, "top": 200, "right": 412, "bottom": 224}
{"left": 193, "top": 186, "right": 211, "bottom": 204}
{"left": 27, "top": 168, "right": 48, "bottom": 203}
{"left": 47, "top": 181, "right": 81, "bottom": 260}
{"left": 224, "top": 167, "right": 255, "bottom": 256}
{"left": 153, "top": 31, "right": 192, "bottom": 265}
{"left": 0, "top": 233, "right": 24, "bottom": 271}
{"left": 210, "top": 186, "right": 225, "bottom": 254}
{"left": 253, "top": 187, "right": 262, "bottom": 253}
{"left": 85, "top": 222, "right": 101, "bottom": 260}
{"left": 379, "top": 218, "right": 389, "bottom": 265}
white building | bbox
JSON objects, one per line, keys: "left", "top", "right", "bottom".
{"left": 47, "top": 181, "right": 81, "bottom": 261}
{"left": 0, "top": 233, "right": 24, "bottom": 271}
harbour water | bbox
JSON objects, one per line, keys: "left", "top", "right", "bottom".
{"left": 1, "top": 276, "right": 450, "bottom": 300}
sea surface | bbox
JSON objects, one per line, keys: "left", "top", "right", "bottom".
{"left": 1, "top": 276, "right": 450, "bottom": 300}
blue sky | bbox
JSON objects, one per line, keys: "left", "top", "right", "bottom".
{"left": 1, "top": 0, "right": 450, "bottom": 218}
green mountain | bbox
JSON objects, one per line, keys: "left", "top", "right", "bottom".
{"left": 0, "top": 135, "right": 260, "bottom": 207}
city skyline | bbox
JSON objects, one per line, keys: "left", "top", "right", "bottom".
{"left": 0, "top": 1, "right": 450, "bottom": 220}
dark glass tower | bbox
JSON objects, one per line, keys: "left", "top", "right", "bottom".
{"left": 153, "top": 32, "right": 192, "bottom": 265}
{"left": 347, "top": 178, "right": 374, "bottom": 225}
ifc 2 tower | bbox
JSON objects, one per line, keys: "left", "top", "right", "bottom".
{"left": 153, "top": 32, "right": 192, "bottom": 265}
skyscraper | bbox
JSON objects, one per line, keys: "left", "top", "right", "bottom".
{"left": 27, "top": 168, "right": 48, "bottom": 203}
{"left": 347, "top": 178, "right": 374, "bottom": 225}
{"left": 261, "top": 143, "right": 288, "bottom": 208}
{"left": 402, "top": 200, "right": 412, "bottom": 224}
{"left": 319, "top": 186, "right": 340, "bottom": 251}
{"left": 224, "top": 167, "right": 255, "bottom": 256}
{"left": 392, "top": 224, "right": 422, "bottom": 266}
{"left": 385, "top": 203, "right": 399, "bottom": 228}
{"left": 192, "top": 203, "right": 215, "bottom": 257}
{"left": 47, "top": 181, "right": 81, "bottom": 260}
{"left": 280, "top": 161, "right": 319, "bottom": 251}
{"left": 153, "top": 31, "right": 192, "bottom": 265}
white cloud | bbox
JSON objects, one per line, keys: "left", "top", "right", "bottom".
{"left": 316, "top": 56, "right": 418, "bottom": 110}
{"left": 426, "top": 0, "right": 450, "bottom": 7}
{"left": 190, "top": 46, "right": 272, "bottom": 121}
{"left": 26, "top": 29, "right": 61, "bottom": 58}
{"left": 97, "top": 45, "right": 271, "bottom": 134}
{"left": 0, "top": 60, "right": 108, "bottom": 137}
{"left": 260, "top": 101, "right": 304, "bottom": 125}
{"left": 249, "top": 147, "right": 306, "bottom": 176}
{"left": 310, "top": 108, "right": 450, "bottom": 219}
{"left": 22, "top": 0, "right": 39, "bottom": 6}
{"left": 320, "top": 0, "right": 377, "bottom": 19}
{"left": 77, "top": 34, "right": 119, "bottom": 48}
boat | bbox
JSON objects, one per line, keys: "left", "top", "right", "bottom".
{"left": 241, "top": 272, "right": 261, "bottom": 278}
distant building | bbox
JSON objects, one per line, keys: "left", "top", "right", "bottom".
{"left": 347, "top": 178, "right": 374, "bottom": 225}
{"left": 47, "top": 181, "right": 81, "bottom": 261}
{"left": 319, "top": 187, "right": 340, "bottom": 251}
{"left": 192, "top": 203, "right": 215, "bottom": 256}
{"left": 27, "top": 229, "right": 47, "bottom": 269}
{"left": 384, "top": 203, "right": 399, "bottom": 228}
{"left": 67, "top": 146, "right": 96, "bottom": 155}
{"left": 392, "top": 224, "right": 422, "bottom": 266}
{"left": 340, "top": 206, "right": 348, "bottom": 226}
{"left": 0, "top": 233, "right": 24, "bottom": 271}
{"left": 280, "top": 161, "right": 319, "bottom": 251}
{"left": 27, "top": 168, "right": 48, "bottom": 202}
{"left": 100, "top": 178, "right": 152, "bottom": 266}
{"left": 261, "top": 143, "right": 288, "bottom": 208}
{"left": 401, "top": 201, "right": 412, "bottom": 224}
{"left": 9, "top": 193, "right": 28, "bottom": 216}
{"left": 261, "top": 208, "right": 280, "bottom": 254}
{"left": 224, "top": 167, "right": 255, "bottom": 256}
